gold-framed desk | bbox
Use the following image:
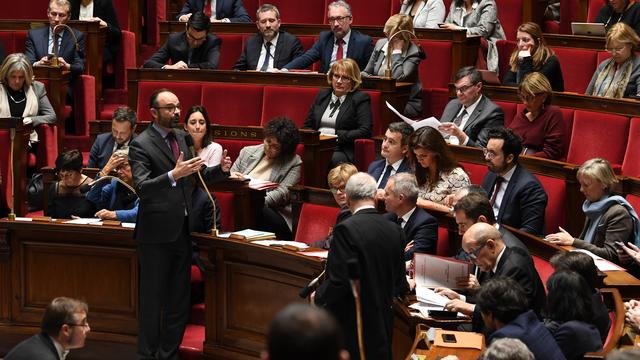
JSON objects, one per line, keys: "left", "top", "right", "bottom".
{"left": 33, "top": 66, "right": 69, "bottom": 152}
{"left": 0, "top": 118, "right": 32, "bottom": 217}
{"left": 0, "top": 219, "right": 138, "bottom": 343}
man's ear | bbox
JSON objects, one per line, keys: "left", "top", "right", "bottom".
{"left": 477, "top": 215, "right": 487, "bottom": 223}
{"left": 401, "top": 144, "right": 409, "bottom": 156}
{"left": 150, "top": 108, "right": 158, "bottom": 118}
{"left": 506, "top": 153, "right": 515, "bottom": 165}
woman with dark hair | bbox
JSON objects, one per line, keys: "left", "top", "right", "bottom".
{"left": 46, "top": 149, "right": 95, "bottom": 219}
{"left": 230, "top": 117, "right": 302, "bottom": 240}
{"left": 544, "top": 270, "right": 603, "bottom": 360}
{"left": 503, "top": 22, "right": 564, "bottom": 91}
{"left": 183, "top": 105, "right": 223, "bottom": 166}
{"left": 409, "top": 126, "right": 469, "bottom": 212}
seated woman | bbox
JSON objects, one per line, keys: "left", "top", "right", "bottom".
{"left": 441, "top": 0, "right": 506, "bottom": 72}
{"left": 399, "top": 0, "right": 446, "bottom": 29}
{"left": 362, "top": 14, "right": 425, "bottom": 117}
{"left": 545, "top": 158, "right": 640, "bottom": 263}
{"left": 503, "top": 22, "right": 564, "bottom": 92}
{"left": 409, "top": 126, "right": 470, "bottom": 212}
{"left": 586, "top": 22, "right": 640, "bottom": 99}
{"left": 304, "top": 58, "right": 372, "bottom": 167}
{"left": 510, "top": 72, "right": 566, "bottom": 160}
{"left": 46, "top": 149, "right": 95, "bottom": 219}
{"left": 544, "top": 270, "right": 603, "bottom": 360}
{"left": 183, "top": 105, "right": 223, "bottom": 166}
{"left": 595, "top": 0, "right": 640, "bottom": 35}
{"left": 230, "top": 117, "right": 302, "bottom": 240}
{"left": 71, "top": 0, "right": 121, "bottom": 67}
{"left": 86, "top": 148, "right": 138, "bottom": 222}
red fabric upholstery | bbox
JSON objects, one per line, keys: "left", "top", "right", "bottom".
{"left": 623, "top": 117, "right": 640, "bottom": 177}
{"left": 298, "top": 35, "right": 318, "bottom": 52}
{"left": 0, "top": 0, "right": 48, "bottom": 19}
{"left": 0, "top": 31, "right": 28, "bottom": 55}
{"left": 217, "top": 34, "right": 244, "bottom": 70}
{"left": 588, "top": 0, "right": 605, "bottom": 22}
{"left": 567, "top": 110, "right": 629, "bottom": 167}
{"left": 363, "top": 90, "right": 382, "bottom": 136}
{"left": 422, "top": 88, "right": 449, "bottom": 118}
{"left": 73, "top": 74, "right": 96, "bottom": 136}
{"left": 436, "top": 227, "right": 449, "bottom": 257}
{"left": 626, "top": 194, "right": 640, "bottom": 214}
{"left": 244, "top": 0, "right": 259, "bottom": 20}
{"left": 496, "top": 40, "right": 516, "bottom": 81}
{"left": 417, "top": 40, "right": 452, "bottom": 89}
{"left": 535, "top": 174, "right": 566, "bottom": 235}
{"left": 179, "top": 324, "right": 204, "bottom": 360}
{"left": 268, "top": 0, "right": 325, "bottom": 23}
{"left": 551, "top": 47, "right": 598, "bottom": 93}
{"left": 261, "top": 86, "right": 318, "bottom": 127}
{"left": 136, "top": 82, "right": 203, "bottom": 121}
{"left": 189, "top": 302, "right": 205, "bottom": 327}
{"left": 36, "top": 124, "right": 58, "bottom": 169}
{"left": 295, "top": 203, "right": 340, "bottom": 244}
{"left": 213, "top": 191, "right": 236, "bottom": 232}
{"left": 111, "top": 0, "right": 130, "bottom": 31}
{"left": 216, "top": 139, "right": 261, "bottom": 161}
{"left": 532, "top": 255, "right": 553, "bottom": 292}
{"left": 341, "top": 0, "right": 392, "bottom": 26}
{"left": 543, "top": 20, "right": 560, "bottom": 34}
{"left": 459, "top": 161, "right": 488, "bottom": 185}
{"left": 114, "top": 30, "right": 136, "bottom": 90}
{"left": 146, "top": 0, "right": 166, "bottom": 45}
{"left": 0, "top": 130, "right": 10, "bottom": 205}
{"left": 495, "top": 101, "right": 517, "bottom": 127}
{"left": 597, "top": 50, "right": 612, "bottom": 64}
{"left": 201, "top": 83, "right": 263, "bottom": 126}
{"left": 495, "top": 0, "right": 522, "bottom": 41}
{"left": 354, "top": 139, "right": 376, "bottom": 171}
{"left": 559, "top": 0, "right": 581, "bottom": 34}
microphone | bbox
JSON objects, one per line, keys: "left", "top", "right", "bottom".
{"left": 185, "top": 134, "right": 220, "bottom": 236}
{"left": 348, "top": 258, "right": 366, "bottom": 360}
{"left": 51, "top": 24, "right": 81, "bottom": 68}
{"left": 299, "top": 269, "right": 326, "bottom": 299}
{"left": 79, "top": 175, "right": 137, "bottom": 195}
{"left": 384, "top": 29, "right": 417, "bottom": 78}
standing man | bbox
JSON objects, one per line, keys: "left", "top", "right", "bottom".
{"left": 234, "top": 4, "right": 304, "bottom": 71}
{"left": 367, "top": 121, "right": 413, "bottom": 198}
{"left": 88, "top": 106, "right": 137, "bottom": 169}
{"left": 282, "top": 1, "right": 373, "bottom": 73}
{"left": 177, "top": 0, "right": 251, "bottom": 22}
{"left": 314, "top": 172, "right": 408, "bottom": 360}
{"left": 437, "top": 66, "right": 504, "bottom": 147}
{"left": 129, "top": 89, "right": 231, "bottom": 359}
{"left": 144, "top": 12, "right": 221, "bottom": 69}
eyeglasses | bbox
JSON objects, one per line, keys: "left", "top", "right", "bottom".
{"left": 482, "top": 148, "right": 498, "bottom": 160}
{"left": 330, "top": 187, "right": 345, "bottom": 194}
{"left": 518, "top": 93, "right": 540, "bottom": 102}
{"left": 464, "top": 242, "right": 487, "bottom": 261}
{"left": 332, "top": 73, "right": 352, "bottom": 82}
{"left": 606, "top": 45, "right": 627, "bottom": 53}
{"left": 328, "top": 16, "right": 351, "bottom": 23}
{"left": 66, "top": 321, "right": 89, "bottom": 328}
{"left": 454, "top": 84, "right": 475, "bottom": 93}
{"left": 155, "top": 104, "right": 182, "bottom": 113}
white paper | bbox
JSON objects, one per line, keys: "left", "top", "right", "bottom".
{"left": 64, "top": 218, "right": 102, "bottom": 225}
{"left": 408, "top": 301, "right": 464, "bottom": 319}
{"left": 385, "top": 101, "right": 445, "bottom": 132}
{"left": 414, "top": 253, "right": 471, "bottom": 290}
{"left": 416, "top": 286, "right": 449, "bottom": 306}
{"left": 251, "top": 240, "right": 309, "bottom": 249}
{"left": 571, "top": 249, "right": 625, "bottom": 271}
{"left": 298, "top": 250, "right": 329, "bottom": 258}
{"left": 14, "top": 217, "right": 33, "bottom": 222}
{"left": 217, "top": 233, "right": 232, "bottom": 238}
{"left": 121, "top": 223, "right": 136, "bottom": 228}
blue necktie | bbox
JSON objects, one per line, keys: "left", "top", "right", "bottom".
{"left": 379, "top": 164, "right": 393, "bottom": 189}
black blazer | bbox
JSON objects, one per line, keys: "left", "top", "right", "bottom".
{"left": 88, "top": 132, "right": 136, "bottom": 169}
{"left": 4, "top": 333, "right": 59, "bottom": 360}
{"left": 502, "top": 55, "right": 564, "bottom": 92}
{"left": 143, "top": 31, "right": 221, "bottom": 69}
{"left": 315, "top": 208, "right": 409, "bottom": 360}
{"left": 177, "top": 0, "right": 251, "bottom": 22}
{"left": 303, "top": 89, "right": 372, "bottom": 162}
{"left": 440, "top": 96, "right": 504, "bottom": 148}
{"left": 233, "top": 31, "right": 303, "bottom": 70}
{"left": 482, "top": 164, "right": 548, "bottom": 236}
{"left": 385, "top": 207, "right": 438, "bottom": 260}
{"left": 70, "top": 0, "right": 121, "bottom": 63}
{"left": 25, "top": 26, "right": 86, "bottom": 75}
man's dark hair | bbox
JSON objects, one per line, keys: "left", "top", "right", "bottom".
{"left": 267, "top": 303, "right": 344, "bottom": 360}
{"left": 454, "top": 192, "right": 496, "bottom": 224}
{"left": 464, "top": 184, "right": 488, "bottom": 197}
{"left": 41, "top": 297, "right": 88, "bottom": 337}
{"left": 550, "top": 251, "right": 599, "bottom": 289}
{"left": 188, "top": 11, "right": 211, "bottom": 32}
{"left": 476, "top": 278, "right": 529, "bottom": 324}
{"left": 112, "top": 106, "right": 137, "bottom": 127}
{"left": 455, "top": 66, "right": 482, "bottom": 84}
{"left": 264, "top": 117, "right": 300, "bottom": 156}
{"left": 487, "top": 127, "right": 523, "bottom": 164}
{"left": 55, "top": 149, "right": 83, "bottom": 172}
{"left": 148, "top": 88, "right": 171, "bottom": 109}
{"left": 545, "top": 270, "right": 594, "bottom": 323}
{"left": 387, "top": 121, "right": 414, "bottom": 146}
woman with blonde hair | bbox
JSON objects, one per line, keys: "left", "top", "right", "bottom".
{"left": 509, "top": 72, "right": 566, "bottom": 160}
{"left": 362, "top": 14, "right": 425, "bottom": 117}
{"left": 399, "top": 0, "right": 445, "bottom": 29}
{"left": 304, "top": 58, "right": 372, "bottom": 166}
{"left": 586, "top": 22, "right": 640, "bottom": 98}
{"left": 503, "top": 22, "right": 564, "bottom": 91}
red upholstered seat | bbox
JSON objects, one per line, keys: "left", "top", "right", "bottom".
{"left": 0, "top": 131, "right": 10, "bottom": 206}
{"left": 588, "top": 0, "right": 606, "bottom": 22}
{"left": 567, "top": 110, "right": 629, "bottom": 168}
{"left": 1, "top": 0, "right": 48, "bottom": 18}
{"left": 355, "top": 138, "right": 376, "bottom": 171}
{"left": 436, "top": 227, "right": 449, "bottom": 257}
{"left": 459, "top": 161, "right": 488, "bottom": 185}
{"left": 217, "top": 34, "right": 244, "bottom": 70}
{"left": 298, "top": 35, "right": 318, "bottom": 52}
{"left": 73, "top": 75, "right": 96, "bottom": 137}
{"left": 341, "top": 0, "right": 393, "bottom": 26}
{"left": 535, "top": 174, "right": 566, "bottom": 235}
{"left": 295, "top": 202, "right": 340, "bottom": 244}
{"left": 496, "top": 40, "right": 516, "bottom": 81}
{"left": 495, "top": 0, "right": 522, "bottom": 41}
{"left": 179, "top": 324, "right": 204, "bottom": 360}
{"left": 112, "top": 0, "right": 130, "bottom": 31}
{"left": 623, "top": 117, "right": 640, "bottom": 177}
{"left": 114, "top": 30, "right": 136, "bottom": 90}
{"left": 216, "top": 138, "right": 261, "bottom": 161}
{"left": 244, "top": 0, "right": 259, "bottom": 20}
{"left": 261, "top": 86, "right": 319, "bottom": 127}
{"left": 418, "top": 40, "right": 452, "bottom": 89}
{"left": 422, "top": 88, "right": 449, "bottom": 119}
{"left": 136, "top": 82, "right": 203, "bottom": 122}
{"left": 532, "top": 255, "right": 553, "bottom": 292}
{"left": 495, "top": 101, "right": 517, "bottom": 127}
{"left": 363, "top": 90, "right": 382, "bottom": 136}
{"left": 551, "top": 47, "right": 598, "bottom": 93}
{"left": 36, "top": 124, "right": 58, "bottom": 169}
{"left": 626, "top": 194, "right": 640, "bottom": 214}
{"left": 0, "top": 31, "right": 28, "bottom": 57}
{"left": 213, "top": 191, "right": 236, "bottom": 232}
{"left": 268, "top": 0, "right": 325, "bottom": 23}
{"left": 201, "top": 83, "right": 263, "bottom": 126}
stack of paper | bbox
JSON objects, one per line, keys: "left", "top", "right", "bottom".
{"left": 571, "top": 249, "right": 624, "bottom": 271}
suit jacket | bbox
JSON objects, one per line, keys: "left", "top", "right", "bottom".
{"left": 234, "top": 31, "right": 303, "bottom": 71}
{"left": 546, "top": 320, "right": 602, "bottom": 360}
{"left": 499, "top": 225, "right": 528, "bottom": 253}
{"left": 315, "top": 208, "right": 409, "bottom": 360}
{"left": 304, "top": 89, "right": 372, "bottom": 162}
{"left": 384, "top": 207, "right": 438, "bottom": 260}
{"left": 177, "top": 0, "right": 251, "bottom": 22}
{"left": 0, "top": 81, "right": 57, "bottom": 127}
{"left": 70, "top": 0, "right": 121, "bottom": 62}
{"left": 367, "top": 158, "right": 412, "bottom": 188}
{"left": 88, "top": 132, "right": 136, "bottom": 169}
{"left": 573, "top": 203, "right": 634, "bottom": 263}
{"left": 128, "top": 124, "right": 228, "bottom": 244}
{"left": 482, "top": 164, "right": 548, "bottom": 236}
{"left": 4, "top": 333, "right": 60, "bottom": 360}
{"left": 283, "top": 30, "right": 374, "bottom": 73}
{"left": 440, "top": 96, "right": 504, "bottom": 148}
{"left": 143, "top": 31, "right": 221, "bottom": 69}
{"left": 25, "top": 26, "right": 86, "bottom": 75}
{"left": 230, "top": 144, "right": 301, "bottom": 209}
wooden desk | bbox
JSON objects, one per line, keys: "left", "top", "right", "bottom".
{"left": 545, "top": 33, "right": 605, "bottom": 50}
{"left": 33, "top": 66, "right": 69, "bottom": 152}
{"left": 0, "top": 118, "right": 31, "bottom": 217}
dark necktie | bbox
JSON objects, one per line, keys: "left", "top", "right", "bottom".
{"left": 378, "top": 164, "right": 393, "bottom": 189}
{"left": 453, "top": 109, "right": 467, "bottom": 127}
{"left": 166, "top": 132, "right": 180, "bottom": 160}
{"left": 329, "top": 99, "right": 341, "bottom": 117}
{"left": 396, "top": 216, "right": 404, "bottom": 228}
{"left": 489, "top": 176, "right": 504, "bottom": 206}
{"left": 336, "top": 38, "right": 344, "bottom": 60}
{"left": 259, "top": 42, "right": 272, "bottom": 71}
{"left": 203, "top": 0, "right": 212, "bottom": 18}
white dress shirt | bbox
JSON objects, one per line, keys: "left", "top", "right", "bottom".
{"left": 376, "top": 158, "right": 404, "bottom": 187}
{"left": 492, "top": 165, "right": 517, "bottom": 218}
{"left": 79, "top": 2, "right": 94, "bottom": 20}
{"left": 318, "top": 93, "right": 347, "bottom": 135}
{"left": 330, "top": 30, "right": 351, "bottom": 65}
{"left": 255, "top": 32, "right": 279, "bottom": 71}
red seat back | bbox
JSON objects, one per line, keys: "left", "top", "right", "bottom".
{"left": 623, "top": 117, "right": 640, "bottom": 177}
{"left": 244, "top": 0, "right": 259, "bottom": 20}
{"left": 551, "top": 47, "right": 598, "bottom": 93}
{"left": 298, "top": 35, "right": 318, "bottom": 52}
{"left": 496, "top": 40, "right": 516, "bottom": 81}
{"left": 424, "top": 88, "right": 450, "bottom": 119}
{"left": 459, "top": 161, "right": 488, "bottom": 185}
{"left": 216, "top": 139, "right": 262, "bottom": 161}
{"left": 567, "top": 110, "right": 629, "bottom": 167}
{"left": 0, "top": 130, "right": 10, "bottom": 206}
{"left": 436, "top": 227, "right": 449, "bottom": 257}
{"left": 217, "top": 34, "right": 244, "bottom": 70}
{"left": 295, "top": 202, "right": 340, "bottom": 244}
{"left": 532, "top": 255, "right": 553, "bottom": 293}
{"left": 339, "top": 0, "right": 392, "bottom": 26}
{"left": 626, "top": 194, "right": 640, "bottom": 214}
{"left": 559, "top": 0, "right": 581, "bottom": 34}
{"left": 355, "top": 138, "right": 376, "bottom": 171}
{"left": 535, "top": 174, "right": 566, "bottom": 235}
{"left": 0, "top": 0, "right": 48, "bottom": 19}
{"left": 201, "top": 83, "right": 263, "bottom": 126}
{"left": 114, "top": 30, "right": 136, "bottom": 89}
{"left": 363, "top": 90, "right": 382, "bottom": 136}
{"left": 136, "top": 82, "right": 203, "bottom": 122}
{"left": 588, "top": 0, "right": 606, "bottom": 22}
{"left": 268, "top": 0, "right": 325, "bottom": 23}
{"left": 111, "top": 0, "right": 130, "bottom": 31}
{"left": 261, "top": 86, "right": 319, "bottom": 127}
{"left": 213, "top": 191, "right": 235, "bottom": 231}
{"left": 495, "top": 0, "right": 522, "bottom": 41}
{"left": 495, "top": 101, "right": 517, "bottom": 127}
{"left": 417, "top": 40, "right": 452, "bottom": 89}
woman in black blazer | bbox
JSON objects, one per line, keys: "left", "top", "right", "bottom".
{"left": 303, "top": 58, "right": 373, "bottom": 167}
{"left": 70, "top": 0, "right": 121, "bottom": 65}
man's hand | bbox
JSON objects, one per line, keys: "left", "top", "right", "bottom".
{"left": 440, "top": 23, "right": 461, "bottom": 30}
{"left": 173, "top": 152, "right": 205, "bottom": 180}
{"left": 166, "top": 61, "right": 189, "bottom": 70}
{"left": 101, "top": 152, "right": 127, "bottom": 176}
{"left": 443, "top": 299, "right": 475, "bottom": 315}
{"left": 95, "top": 209, "right": 117, "bottom": 220}
{"left": 178, "top": 14, "right": 192, "bottom": 22}
{"left": 626, "top": 307, "right": 640, "bottom": 331}
{"left": 456, "top": 274, "right": 480, "bottom": 290}
{"left": 438, "top": 123, "right": 467, "bottom": 144}
{"left": 230, "top": 171, "right": 245, "bottom": 180}
{"left": 434, "top": 287, "right": 461, "bottom": 300}
{"left": 544, "top": 227, "right": 574, "bottom": 246}
{"left": 57, "top": 57, "right": 71, "bottom": 71}
{"left": 220, "top": 149, "right": 232, "bottom": 172}
{"left": 36, "top": 55, "right": 52, "bottom": 67}
{"left": 375, "top": 188, "right": 385, "bottom": 201}
{"left": 404, "top": 240, "right": 415, "bottom": 253}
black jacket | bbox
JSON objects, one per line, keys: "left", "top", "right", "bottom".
{"left": 234, "top": 31, "right": 303, "bottom": 70}
{"left": 143, "top": 31, "right": 221, "bottom": 69}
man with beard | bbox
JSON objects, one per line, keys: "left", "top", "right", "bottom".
{"left": 234, "top": 4, "right": 303, "bottom": 71}
{"left": 129, "top": 89, "right": 232, "bottom": 359}
{"left": 481, "top": 127, "right": 547, "bottom": 236}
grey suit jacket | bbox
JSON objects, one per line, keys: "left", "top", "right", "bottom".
{"left": 440, "top": 95, "right": 504, "bottom": 147}
{"left": 573, "top": 203, "right": 634, "bottom": 263}
{"left": 4, "top": 333, "right": 59, "bottom": 360}
{"left": 230, "top": 144, "right": 301, "bottom": 209}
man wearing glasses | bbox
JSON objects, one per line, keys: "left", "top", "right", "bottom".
{"left": 438, "top": 66, "right": 504, "bottom": 147}
{"left": 282, "top": 1, "right": 373, "bottom": 73}
{"left": 144, "top": 11, "right": 221, "bottom": 69}
{"left": 4, "top": 297, "right": 90, "bottom": 360}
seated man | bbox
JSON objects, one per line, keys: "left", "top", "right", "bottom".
{"left": 4, "top": 297, "right": 90, "bottom": 360}
{"left": 86, "top": 149, "right": 139, "bottom": 222}
{"left": 177, "top": 0, "right": 251, "bottom": 23}
{"left": 481, "top": 127, "right": 547, "bottom": 236}
{"left": 88, "top": 106, "right": 137, "bottom": 169}
{"left": 234, "top": 4, "right": 303, "bottom": 71}
{"left": 475, "top": 278, "right": 565, "bottom": 360}
{"left": 144, "top": 11, "right": 221, "bottom": 69}
{"left": 282, "top": 1, "right": 373, "bottom": 73}
{"left": 384, "top": 172, "right": 437, "bottom": 259}
{"left": 437, "top": 66, "right": 504, "bottom": 147}
{"left": 368, "top": 121, "right": 413, "bottom": 198}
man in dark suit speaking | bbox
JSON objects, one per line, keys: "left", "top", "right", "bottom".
{"left": 314, "top": 172, "right": 408, "bottom": 360}
{"left": 129, "top": 89, "right": 231, "bottom": 359}
{"left": 234, "top": 4, "right": 303, "bottom": 71}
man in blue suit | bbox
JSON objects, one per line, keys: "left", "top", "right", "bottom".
{"left": 282, "top": 0, "right": 374, "bottom": 73}
{"left": 88, "top": 106, "right": 137, "bottom": 169}
{"left": 368, "top": 122, "right": 413, "bottom": 199}
{"left": 177, "top": 0, "right": 251, "bottom": 22}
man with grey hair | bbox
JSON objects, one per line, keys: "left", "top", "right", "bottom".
{"left": 483, "top": 338, "right": 535, "bottom": 360}
{"left": 282, "top": 0, "right": 373, "bottom": 72}
{"left": 234, "top": 4, "right": 303, "bottom": 71}
{"left": 314, "top": 172, "right": 408, "bottom": 360}
{"left": 384, "top": 172, "right": 437, "bottom": 259}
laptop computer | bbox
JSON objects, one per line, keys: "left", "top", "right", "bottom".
{"left": 478, "top": 70, "right": 501, "bottom": 85}
{"left": 571, "top": 22, "right": 606, "bottom": 36}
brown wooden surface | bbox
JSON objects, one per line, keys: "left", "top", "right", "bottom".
{"left": 0, "top": 118, "right": 31, "bottom": 217}
{"left": 545, "top": 33, "right": 606, "bottom": 50}
{"left": 33, "top": 66, "right": 69, "bottom": 152}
